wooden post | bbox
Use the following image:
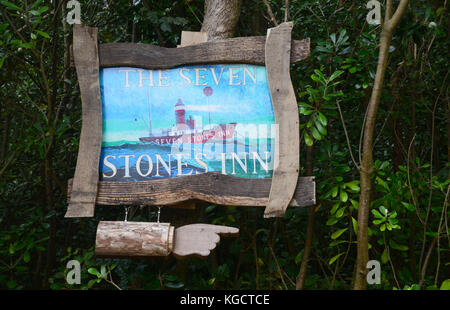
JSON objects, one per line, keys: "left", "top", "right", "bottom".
{"left": 65, "top": 24, "right": 102, "bottom": 218}
{"left": 177, "top": 31, "right": 208, "bottom": 47}
{"left": 95, "top": 221, "right": 174, "bottom": 257}
{"left": 264, "top": 22, "right": 300, "bottom": 218}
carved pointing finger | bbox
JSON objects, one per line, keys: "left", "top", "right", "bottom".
{"left": 173, "top": 224, "right": 239, "bottom": 258}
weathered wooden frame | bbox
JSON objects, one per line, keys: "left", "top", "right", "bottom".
{"left": 65, "top": 23, "right": 314, "bottom": 218}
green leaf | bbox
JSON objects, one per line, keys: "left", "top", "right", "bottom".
{"left": 311, "top": 127, "right": 322, "bottom": 140}
{"left": 24, "top": 251, "right": 30, "bottom": 263}
{"left": 311, "top": 73, "right": 322, "bottom": 83}
{"left": 401, "top": 202, "right": 415, "bottom": 212}
{"left": 329, "top": 252, "right": 344, "bottom": 265}
{"left": 330, "top": 33, "right": 336, "bottom": 45}
{"left": 373, "top": 219, "right": 384, "bottom": 225}
{"left": 337, "top": 29, "right": 348, "bottom": 46}
{"left": 313, "top": 69, "right": 326, "bottom": 83}
{"left": 380, "top": 161, "right": 390, "bottom": 170}
{"left": 344, "top": 180, "right": 360, "bottom": 191}
{"left": 352, "top": 217, "right": 358, "bottom": 235}
{"left": 329, "top": 70, "right": 344, "bottom": 81}
{"left": 331, "top": 186, "right": 339, "bottom": 198}
{"left": 375, "top": 176, "right": 390, "bottom": 191}
{"left": 440, "top": 279, "right": 450, "bottom": 290}
{"left": 88, "top": 267, "right": 101, "bottom": 278}
{"left": 330, "top": 240, "right": 347, "bottom": 247}
{"left": 0, "top": 55, "right": 7, "bottom": 69}
{"left": 335, "top": 207, "right": 346, "bottom": 218}
{"left": 330, "top": 202, "right": 340, "bottom": 215}
{"left": 331, "top": 228, "right": 348, "bottom": 240}
{"left": 0, "top": 23, "right": 8, "bottom": 32}
{"left": 379, "top": 206, "right": 388, "bottom": 216}
{"left": 37, "top": 6, "right": 49, "bottom": 14}
{"left": 299, "top": 107, "right": 314, "bottom": 115}
{"left": 315, "top": 121, "right": 327, "bottom": 135}
{"left": 6, "top": 280, "right": 17, "bottom": 289}
{"left": 372, "top": 209, "right": 383, "bottom": 218}
{"left": 389, "top": 239, "right": 408, "bottom": 251}
{"left": 381, "top": 248, "right": 388, "bottom": 264}
{"left": 317, "top": 112, "right": 327, "bottom": 126}
{"left": 100, "top": 265, "right": 107, "bottom": 278}
{"left": 326, "top": 217, "right": 338, "bottom": 226}
{"left": 36, "top": 30, "right": 50, "bottom": 39}
{"left": 295, "top": 250, "right": 304, "bottom": 264}
{"left": 1, "top": 1, "right": 22, "bottom": 11}
{"left": 87, "top": 279, "right": 97, "bottom": 288}
{"left": 339, "top": 189, "right": 348, "bottom": 202}
{"left": 304, "top": 132, "right": 313, "bottom": 146}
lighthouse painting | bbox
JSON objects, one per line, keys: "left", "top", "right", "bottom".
{"left": 99, "top": 64, "right": 276, "bottom": 182}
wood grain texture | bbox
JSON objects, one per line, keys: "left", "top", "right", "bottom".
{"left": 67, "top": 173, "right": 315, "bottom": 207}
{"left": 173, "top": 224, "right": 239, "bottom": 257}
{"left": 178, "top": 31, "right": 208, "bottom": 47}
{"left": 98, "top": 37, "right": 310, "bottom": 69}
{"left": 264, "top": 22, "right": 300, "bottom": 218}
{"left": 65, "top": 24, "right": 102, "bottom": 218}
{"left": 95, "top": 221, "right": 174, "bottom": 257}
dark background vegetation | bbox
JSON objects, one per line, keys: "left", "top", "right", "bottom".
{"left": 0, "top": 0, "right": 448, "bottom": 290}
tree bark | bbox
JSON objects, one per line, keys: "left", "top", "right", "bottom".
{"left": 354, "top": 0, "right": 410, "bottom": 290}
{"left": 200, "top": 0, "right": 242, "bottom": 41}
{"left": 95, "top": 221, "right": 174, "bottom": 257}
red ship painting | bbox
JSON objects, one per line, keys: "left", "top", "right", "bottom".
{"left": 139, "top": 87, "right": 237, "bottom": 145}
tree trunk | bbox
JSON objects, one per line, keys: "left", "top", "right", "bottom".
{"left": 354, "top": 0, "right": 410, "bottom": 290}
{"left": 201, "top": 0, "right": 242, "bottom": 41}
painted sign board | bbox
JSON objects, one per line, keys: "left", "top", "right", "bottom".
{"left": 99, "top": 65, "right": 275, "bottom": 182}
{"left": 65, "top": 23, "right": 315, "bottom": 219}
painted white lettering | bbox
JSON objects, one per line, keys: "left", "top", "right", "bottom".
{"left": 138, "top": 69, "right": 154, "bottom": 87}
{"left": 136, "top": 154, "right": 153, "bottom": 177}
{"left": 103, "top": 155, "right": 117, "bottom": 178}
{"left": 155, "top": 154, "right": 171, "bottom": 176}
{"left": 179, "top": 68, "right": 191, "bottom": 86}
{"left": 118, "top": 69, "right": 136, "bottom": 88}
{"left": 231, "top": 152, "right": 247, "bottom": 175}
{"left": 118, "top": 155, "right": 135, "bottom": 178}
{"left": 195, "top": 68, "right": 208, "bottom": 86}
{"left": 158, "top": 70, "right": 170, "bottom": 87}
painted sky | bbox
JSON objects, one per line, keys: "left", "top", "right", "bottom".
{"left": 100, "top": 64, "right": 274, "bottom": 143}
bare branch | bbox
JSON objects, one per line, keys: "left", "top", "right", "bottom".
{"left": 387, "top": 0, "right": 410, "bottom": 31}
{"left": 385, "top": 0, "right": 393, "bottom": 21}
{"left": 262, "top": 0, "right": 279, "bottom": 26}
{"left": 336, "top": 100, "right": 360, "bottom": 170}
{"left": 284, "top": 0, "right": 289, "bottom": 22}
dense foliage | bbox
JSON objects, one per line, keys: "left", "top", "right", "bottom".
{"left": 0, "top": 0, "right": 448, "bottom": 290}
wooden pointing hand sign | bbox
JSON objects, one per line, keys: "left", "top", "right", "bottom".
{"left": 173, "top": 224, "right": 239, "bottom": 257}
{"left": 95, "top": 221, "right": 239, "bottom": 258}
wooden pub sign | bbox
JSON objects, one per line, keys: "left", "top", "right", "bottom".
{"left": 66, "top": 23, "right": 315, "bottom": 258}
